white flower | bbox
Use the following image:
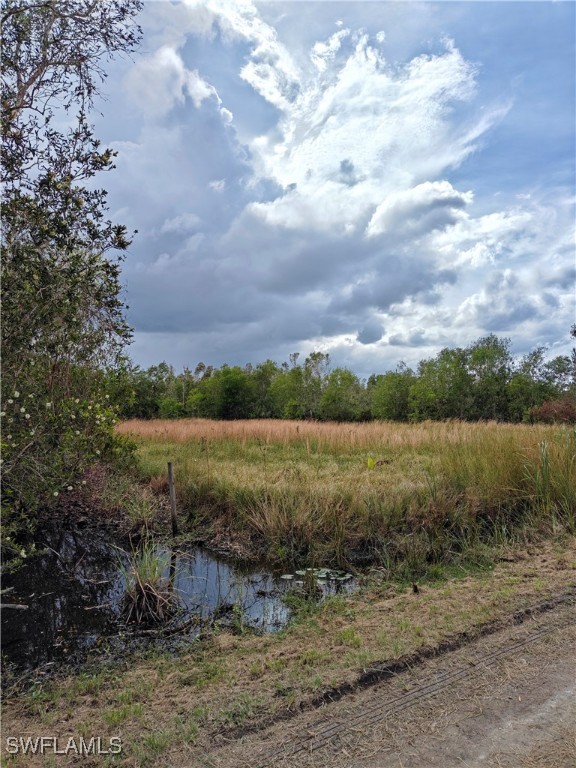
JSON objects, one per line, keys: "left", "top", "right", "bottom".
{"left": 70, "top": 414, "right": 76, "bottom": 419}
{"left": 95, "top": 450, "right": 101, "bottom": 455}
{"left": 25, "top": 413, "right": 31, "bottom": 419}
{"left": 29, "top": 430, "right": 35, "bottom": 436}
{"left": 20, "top": 407, "right": 25, "bottom": 413}
{"left": 81, "top": 480, "right": 87, "bottom": 485}
{"left": 7, "top": 400, "right": 13, "bottom": 405}
{"left": 53, "top": 491, "right": 59, "bottom": 497}
{"left": 75, "top": 430, "right": 80, "bottom": 435}
{"left": 14, "top": 391, "right": 19, "bottom": 398}
{"left": 20, "top": 549, "right": 26, "bottom": 558}
{"left": 75, "top": 398, "right": 80, "bottom": 404}
{"left": 28, "top": 394, "right": 34, "bottom": 399}
{"left": 6, "top": 435, "right": 12, "bottom": 440}
{"left": 67, "top": 486, "right": 73, "bottom": 491}
{"left": 0, "top": 412, "right": 5, "bottom": 417}
{"left": 46, "top": 402, "right": 52, "bottom": 408}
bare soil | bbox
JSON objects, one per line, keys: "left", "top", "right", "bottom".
{"left": 203, "top": 601, "right": 576, "bottom": 768}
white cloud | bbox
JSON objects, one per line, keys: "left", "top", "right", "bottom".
{"left": 180, "top": 0, "right": 302, "bottom": 111}
{"left": 310, "top": 28, "right": 351, "bottom": 72}
{"left": 366, "top": 181, "right": 472, "bottom": 238}
{"left": 98, "top": 1, "right": 574, "bottom": 374}
{"left": 160, "top": 212, "right": 201, "bottom": 234}
{"left": 126, "top": 44, "right": 223, "bottom": 117}
{"left": 247, "top": 36, "right": 496, "bottom": 233}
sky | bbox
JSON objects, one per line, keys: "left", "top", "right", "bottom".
{"left": 94, "top": 0, "right": 575, "bottom": 378}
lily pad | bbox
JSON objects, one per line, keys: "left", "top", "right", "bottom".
{"left": 325, "top": 570, "right": 353, "bottom": 581}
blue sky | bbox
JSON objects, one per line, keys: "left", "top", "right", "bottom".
{"left": 94, "top": 0, "right": 575, "bottom": 377}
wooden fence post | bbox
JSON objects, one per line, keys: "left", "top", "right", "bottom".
{"left": 167, "top": 461, "right": 179, "bottom": 536}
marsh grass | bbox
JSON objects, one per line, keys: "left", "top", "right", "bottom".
{"left": 119, "top": 540, "right": 180, "bottom": 625}
{"left": 117, "top": 419, "right": 576, "bottom": 572}
{"left": 99, "top": 470, "right": 158, "bottom": 532}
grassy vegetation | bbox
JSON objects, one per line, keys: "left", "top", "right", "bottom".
{"left": 117, "top": 419, "right": 576, "bottom": 572}
{"left": 3, "top": 539, "right": 575, "bottom": 767}
{"left": 119, "top": 540, "right": 180, "bottom": 625}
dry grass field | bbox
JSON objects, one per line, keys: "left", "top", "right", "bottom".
{"left": 117, "top": 419, "right": 576, "bottom": 571}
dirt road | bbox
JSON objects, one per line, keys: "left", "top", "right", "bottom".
{"left": 205, "top": 600, "right": 576, "bottom": 768}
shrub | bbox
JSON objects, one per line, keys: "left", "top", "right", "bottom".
{"left": 529, "top": 398, "right": 576, "bottom": 424}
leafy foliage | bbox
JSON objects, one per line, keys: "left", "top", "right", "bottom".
{"left": 112, "top": 331, "right": 575, "bottom": 425}
{"left": 1, "top": 0, "right": 142, "bottom": 551}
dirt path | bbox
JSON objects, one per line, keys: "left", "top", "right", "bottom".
{"left": 203, "top": 601, "right": 576, "bottom": 768}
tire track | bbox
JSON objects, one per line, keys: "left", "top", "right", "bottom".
{"left": 253, "top": 594, "right": 576, "bottom": 767}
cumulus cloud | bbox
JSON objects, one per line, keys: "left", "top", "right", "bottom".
{"left": 357, "top": 318, "right": 384, "bottom": 345}
{"left": 126, "top": 45, "right": 223, "bottom": 116}
{"left": 310, "top": 28, "right": 351, "bottom": 72}
{"left": 246, "top": 33, "right": 490, "bottom": 235}
{"left": 366, "top": 181, "right": 472, "bottom": 238}
{"left": 179, "top": 0, "right": 302, "bottom": 111}
{"left": 455, "top": 269, "right": 542, "bottom": 332}
{"left": 95, "top": 0, "right": 575, "bottom": 375}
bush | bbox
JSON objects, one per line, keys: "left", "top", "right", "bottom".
{"left": 529, "top": 398, "right": 576, "bottom": 424}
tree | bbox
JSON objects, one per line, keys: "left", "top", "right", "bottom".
{"left": 216, "top": 366, "right": 257, "bottom": 420}
{"left": 251, "top": 360, "right": 282, "bottom": 418}
{"left": 319, "top": 368, "right": 367, "bottom": 422}
{"left": 158, "top": 396, "right": 185, "bottom": 419}
{"left": 1, "top": 1, "right": 143, "bottom": 539}
{"left": 371, "top": 364, "right": 415, "bottom": 421}
{"left": 269, "top": 366, "right": 306, "bottom": 419}
{"left": 466, "top": 335, "right": 512, "bottom": 420}
{"left": 301, "top": 352, "right": 330, "bottom": 418}
{"left": 409, "top": 348, "right": 472, "bottom": 421}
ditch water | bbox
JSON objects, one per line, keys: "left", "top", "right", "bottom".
{"left": 1, "top": 524, "right": 356, "bottom": 672}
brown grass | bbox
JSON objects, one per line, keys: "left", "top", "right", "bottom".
{"left": 117, "top": 417, "right": 551, "bottom": 450}
{"left": 116, "top": 419, "right": 576, "bottom": 569}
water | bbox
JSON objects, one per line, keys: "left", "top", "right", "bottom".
{"left": 1, "top": 524, "right": 356, "bottom": 671}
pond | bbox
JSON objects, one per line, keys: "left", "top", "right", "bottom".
{"left": 1, "top": 524, "right": 356, "bottom": 672}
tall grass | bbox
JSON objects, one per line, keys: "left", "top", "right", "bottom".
{"left": 117, "top": 419, "right": 576, "bottom": 572}
{"left": 120, "top": 540, "right": 180, "bottom": 625}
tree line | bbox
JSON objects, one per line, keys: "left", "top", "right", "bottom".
{"left": 109, "top": 332, "right": 576, "bottom": 424}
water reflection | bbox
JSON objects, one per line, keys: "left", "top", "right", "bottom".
{"left": 1, "top": 526, "right": 126, "bottom": 670}
{"left": 1, "top": 525, "right": 356, "bottom": 671}
{"left": 158, "top": 547, "right": 291, "bottom": 632}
